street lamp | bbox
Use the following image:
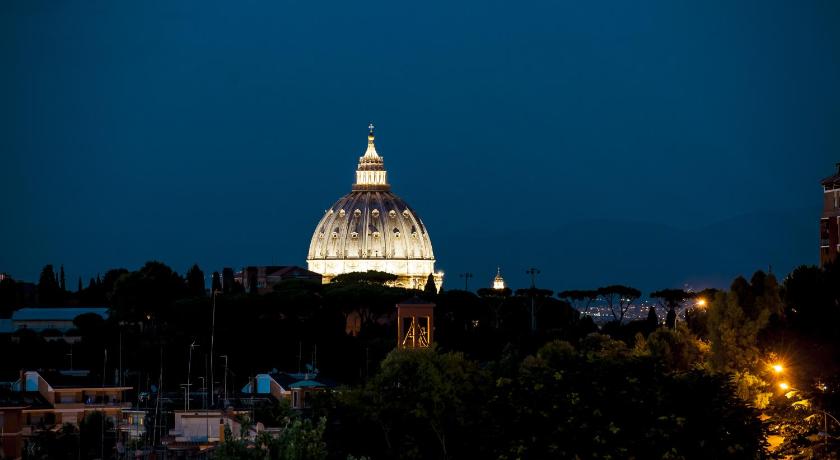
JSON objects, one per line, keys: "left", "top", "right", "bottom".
{"left": 459, "top": 272, "right": 473, "bottom": 291}
{"left": 772, "top": 363, "right": 783, "bottom": 374}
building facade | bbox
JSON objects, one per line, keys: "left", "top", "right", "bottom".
{"left": 307, "top": 124, "right": 443, "bottom": 290}
{"left": 232, "top": 266, "right": 322, "bottom": 294}
{"left": 821, "top": 163, "right": 840, "bottom": 266}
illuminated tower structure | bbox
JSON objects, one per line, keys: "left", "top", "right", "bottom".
{"left": 820, "top": 163, "right": 840, "bottom": 266}
{"left": 307, "top": 124, "right": 444, "bottom": 290}
{"left": 492, "top": 267, "right": 506, "bottom": 290}
{"left": 396, "top": 298, "right": 434, "bottom": 349}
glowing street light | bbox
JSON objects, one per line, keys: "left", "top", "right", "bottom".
{"left": 771, "top": 363, "right": 783, "bottom": 374}
{"left": 696, "top": 298, "right": 707, "bottom": 307}
{"left": 779, "top": 382, "right": 790, "bottom": 391}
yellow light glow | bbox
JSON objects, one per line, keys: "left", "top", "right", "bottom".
{"left": 779, "top": 382, "right": 789, "bottom": 390}
{"left": 772, "top": 364, "right": 783, "bottom": 374}
{"left": 696, "top": 298, "right": 707, "bottom": 307}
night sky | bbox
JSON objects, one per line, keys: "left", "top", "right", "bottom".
{"left": 2, "top": 1, "right": 839, "bottom": 293}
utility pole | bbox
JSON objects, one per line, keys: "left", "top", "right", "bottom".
{"left": 210, "top": 290, "right": 219, "bottom": 408}
{"left": 186, "top": 341, "right": 199, "bottom": 411}
{"left": 220, "top": 355, "right": 228, "bottom": 409}
{"left": 459, "top": 272, "right": 473, "bottom": 291}
{"left": 526, "top": 268, "right": 541, "bottom": 332}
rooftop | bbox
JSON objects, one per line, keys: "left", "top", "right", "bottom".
{"left": 12, "top": 307, "right": 109, "bottom": 322}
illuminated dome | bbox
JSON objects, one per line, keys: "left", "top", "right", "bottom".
{"left": 492, "top": 267, "right": 505, "bottom": 290}
{"left": 307, "top": 124, "right": 443, "bottom": 290}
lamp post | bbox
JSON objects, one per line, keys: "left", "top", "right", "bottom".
{"left": 187, "top": 341, "right": 199, "bottom": 411}
{"left": 210, "top": 290, "right": 220, "bottom": 407}
{"left": 220, "top": 354, "right": 229, "bottom": 409}
{"left": 526, "top": 268, "right": 541, "bottom": 332}
{"left": 459, "top": 272, "right": 473, "bottom": 291}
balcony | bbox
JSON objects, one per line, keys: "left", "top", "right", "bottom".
{"left": 53, "top": 402, "right": 85, "bottom": 410}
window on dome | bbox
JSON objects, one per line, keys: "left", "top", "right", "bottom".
{"left": 331, "top": 232, "right": 338, "bottom": 239}
{"left": 339, "top": 209, "right": 346, "bottom": 217}
{"left": 389, "top": 210, "right": 397, "bottom": 219}
{"left": 371, "top": 209, "right": 380, "bottom": 218}
{"left": 351, "top": 232, "right": 358, "bottom": 239}
{"left": 354, "top": 209, "right": 361, "bottom": 217}
{"left": 373, "top": 232, "right": 380, "bottom": 239}
{"left": 402, "top": 210, "right": 410, "bottom": 218}
{"left": 318, "top": 232, "right": 324, "bottom": 239}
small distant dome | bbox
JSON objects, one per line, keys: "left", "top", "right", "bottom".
{"left": 492, "top": 267, "right": 506, "bottom": 290}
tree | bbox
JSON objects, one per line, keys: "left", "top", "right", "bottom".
{"left": 186, "top": 264, "right": 205, "bottom": 297}
{"left": 341, "top": 347, "right": 491, "bottom": 459}
{"left": 333, "top": 271, "right": 399, "bottom": 286}
{"left": 0, "top": 275, "right": 18, "bottom": 317}
{"left": 646, "top": 305, "right": 658, "bottom": 328}
{"left": 495, "top": 339, "right": 764, "bottom": 458}
{"left": 705, "top": 273, "right": 782, "bottom": 409}
{"left": 650, "top": 288, "right": 694, "bottom": 329}
{"left": 211, "top": 271, "right": 222, "bottom": 293}
{"left": 222, "top": 267, "right": 235, "bottom": 293}
{"left": 423, "top": 273, "right": 437, "bottom": 298}
{"left": 59, "top": 265, "right": 66, "bottom": 292}
{"left": 557, "top": 289, "right": 598, "bottom": 316}
{"left": 597, "top": 285, "right": 641, "bottom": 325}
{"left": 111, "top": 261, "right": 187, "bottom": 323}
{"left": 37, "top": 264, "right": 61, "bottom": 305}
{"left": 79, "top": 411, "right": 115, "bottom": 459}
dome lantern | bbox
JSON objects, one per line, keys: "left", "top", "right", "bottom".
{"left": 354, "top": 122, "right": 389, "bottom": 191}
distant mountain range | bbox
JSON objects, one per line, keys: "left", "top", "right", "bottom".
{"left": 434, "top": 208, "right": 817, "bottom": 294}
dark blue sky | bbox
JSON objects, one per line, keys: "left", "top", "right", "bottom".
{"left": 2, "top": 1, "right": 838, "bottom": 292}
